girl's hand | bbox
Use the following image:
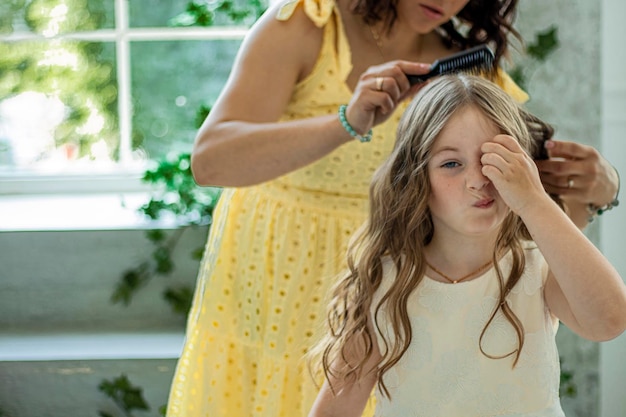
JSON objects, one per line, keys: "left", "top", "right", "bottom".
{"left": 480, "top": 134, "right": 548, "bottom": 215}
{"left": 342, "top": 61, "right": 430, "bottom": 136}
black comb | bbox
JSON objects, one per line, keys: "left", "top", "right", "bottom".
{"left": 407, "top": 44, "right": 495, "bottom": 85}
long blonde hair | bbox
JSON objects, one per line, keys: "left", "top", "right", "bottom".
{"left": 314, "top": 74, "right": 558, "bottom": 398}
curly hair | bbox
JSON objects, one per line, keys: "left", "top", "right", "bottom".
{"left": 312, "top": 74, "right": 559, "bottom": 398}
{"left": 351, "top": 0, "right": 521, "bottom": 70}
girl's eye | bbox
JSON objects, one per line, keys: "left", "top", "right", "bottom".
{"left": 441, "top": 161, "right": 460, "bottom": 169}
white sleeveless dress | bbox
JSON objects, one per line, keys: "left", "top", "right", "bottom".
{"left": 372, "top": 242, "right": 566, "bottom": 417}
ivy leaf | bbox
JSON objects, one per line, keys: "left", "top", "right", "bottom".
{"left": 111, "top": 263, "right": 150, "bottom": 305}
{"left": 122, "top": 387, "right": 150, "bottom": 411}
{"left": 527, "top": 26, "right": 559, "bottom": 61}
{"left": 163, "top": 285, "right": 194, "bottom": 317}
{"left": 195, "top": 104, "right": 212, "bottom": 128}
{"left": 146, "top": 229, "right": 166, "bottom": 243}
{"left": 153, "top": 246, "right": 174, "bottom": 275}
{"left": 559, "top": 357, "right": 578, "bottom": 398}
{"left": 140, "top": 199, "right": 168, "bottom": 220}
{"left": 168, "top": 2, "right": 214, "bottom": 27}
{"left": 191, "top": 246, "right": 205, "bottom": 261}
{"left": 98, "top": 374, "right": 150, "bottom": 414}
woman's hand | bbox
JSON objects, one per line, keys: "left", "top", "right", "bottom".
{"left": 534, "top": 139, "right": 620, "bottom": 228}
{"left": 342, "top": 61, "right": 430, "bottom": 136}
{"left": 535, "top": 139, "right": 619, "bottom": 206}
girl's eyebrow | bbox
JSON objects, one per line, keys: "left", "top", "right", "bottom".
{"left": 431, "top": 146, "right": 460, "bottom": 156}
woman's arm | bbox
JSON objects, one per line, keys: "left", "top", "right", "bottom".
{"left": 191, "top": 4, "right": 339, "bottom": 187}
{"left": 190, "top": 4, "right": 428, "bottom": 187}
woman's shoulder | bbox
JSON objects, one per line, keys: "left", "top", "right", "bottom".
{"left": 238, "top": 0, "right": 326, "bottom": 87}
{"left": 494, "top": 68, "right": 529, "bottom": 104}
{"left": 275, "top": 0, "right": 336, "bottom": 27}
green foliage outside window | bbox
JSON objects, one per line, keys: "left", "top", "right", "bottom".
{"left": 168, "top": 0, "right": 267, "bottom": 27}
{"left": 0, "top": 0, "right": 261, "bottom": 170}
{"left": 0, "top": 0, "right": 118, "bottom": 166}
{"left": 509, "top": 26, "right": 560, "bottom": 90}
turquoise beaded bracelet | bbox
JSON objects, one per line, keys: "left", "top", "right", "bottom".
{"left": 338, "top": 104, "right": 372, "bottom": 143}
{"left": 587, "top": 166, "right": 620, "bottom": 222}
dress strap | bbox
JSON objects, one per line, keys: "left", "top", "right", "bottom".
{"left": 276, "top": 0, "right": 335, "bottom": 27}
{"left": 276, "top": 0, "right": 352, "bottom": 82}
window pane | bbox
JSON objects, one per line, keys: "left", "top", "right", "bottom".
{"left": 0, "top": 40, "right": 119, "bottom": 173}
{"left": 129, "top": 0, "right": 265, "bottom": 28}
{"left": 130, "top": 39, "right": 241, "bottom": 160}
{"left": 2, "top": 0, "right": 114, "bottom": 35}
{"left": 129, "top": 0, "right": 191, "bottom": 28}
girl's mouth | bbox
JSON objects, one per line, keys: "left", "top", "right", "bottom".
{"left": 474, "top": 199, "right": 495, "bottom": 209}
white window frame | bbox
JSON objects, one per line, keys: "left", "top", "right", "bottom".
{"left": 0, "top": 0, "right": 248, "bottom": 196}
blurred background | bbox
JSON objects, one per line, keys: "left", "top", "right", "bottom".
{"left": 0, "top": 0, "right": 624, "bottom": 416}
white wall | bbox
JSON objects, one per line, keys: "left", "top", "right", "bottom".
{"left": 600, "top": 1, "right": 626, "bottom": 416}
{"left": 516, "top": 1, "right": 603, "bottom": 415}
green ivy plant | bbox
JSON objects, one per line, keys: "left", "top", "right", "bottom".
{"left": 509, "top": 26, "right": 560, "bottom": 90}
{"left": 104, "top": 4, "right": 269, "bottom": 410}
{"left": 99, "top": 374, "right": 164, "bottom": 417}
{"left": 560, "top": 357, "right": 578, "bottom": 398}
{"left": 110, "top": 3, "right": 264, "bottom": 317}
{"left": 168, "top": 0, "right": 267, "bottom": 27}
{"left": 111, "top": 151, "right": 221, "bottom": 317}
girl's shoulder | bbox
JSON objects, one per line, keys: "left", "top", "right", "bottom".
{"left": 377, "top": 255, "right": 398, "bottom": 289}
{"left": 516, "top": 240, "right": 550, "bottom": 288}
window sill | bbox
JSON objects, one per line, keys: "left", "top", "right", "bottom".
{"left": 0, "top": 193, "right": 181, "bottom": 232}
{"left": 0, "top": 332, "right": 184, "bottom": 361}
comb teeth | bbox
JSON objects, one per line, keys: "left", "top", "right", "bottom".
{"left": 437, "top": 48, "right": 493, "bottom": 74}
{"left": 407, "top": 44, "right": 495, "bottom": 85}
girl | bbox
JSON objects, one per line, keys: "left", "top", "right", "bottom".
{"left": 308, "top": 74, "right": 626, "bottom": 417}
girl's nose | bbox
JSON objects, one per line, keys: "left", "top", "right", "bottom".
{"left": 467, "top": 163, "right": 490, "bottom": 190}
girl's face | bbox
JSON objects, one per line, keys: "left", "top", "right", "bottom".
{"left": 396, "top": 0, "right": 471, "bottom": 33}
{"left": 427, "top": 105, "right": 510, "bottom": 240}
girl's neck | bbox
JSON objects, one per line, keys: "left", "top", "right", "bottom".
{"left": 424, "top": 234, "right": 498, "bottom": 275}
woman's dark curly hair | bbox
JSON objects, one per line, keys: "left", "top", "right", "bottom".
{"left": 351, "top": 0, "right": 521, "bottom": 70}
